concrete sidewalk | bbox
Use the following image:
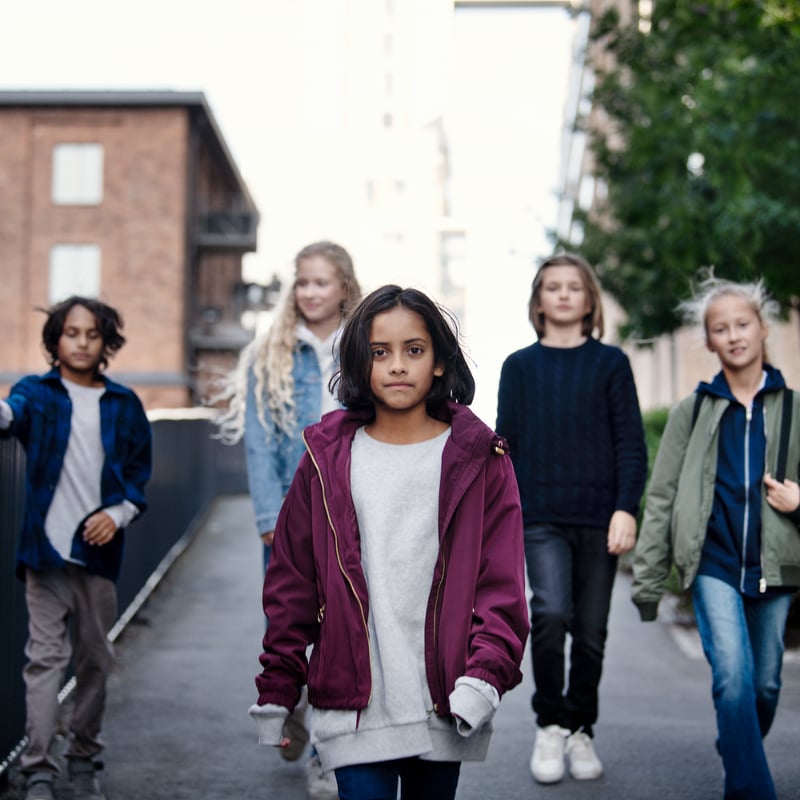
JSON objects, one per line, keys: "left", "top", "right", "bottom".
{"left": 4, "top": 494, "right": 800, "bottom": 799}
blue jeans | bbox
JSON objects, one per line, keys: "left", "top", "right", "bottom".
{"left": 692, "top": 575, "right": 793, "bottom": 800}
{"left": 525, "top": 524, "right": 617, "bottom": 733}
{"left": 334, "top": 758, "right": 461, "bottom": 800}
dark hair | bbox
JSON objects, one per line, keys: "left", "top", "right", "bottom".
{"left": 528, "top": 252, "right": 604, "bottom": 339}
{"left": 41, "top": 296, "right": 126, "bottom": 373}
{"left": 333, "top": 285, "right": 475, "bottom": 411}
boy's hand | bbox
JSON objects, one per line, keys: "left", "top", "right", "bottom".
{"left": 764, "top": 473, "right": 800, "bottom": 513}
{"left": 82, "top": 511, "right": 117, "bottom": 546}
{"left": 607, "top": 510, "right": 637, "bottom": 555}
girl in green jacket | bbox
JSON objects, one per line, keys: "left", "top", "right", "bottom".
{"left": 633, "top": 275, "right": 800, "bottom": 800}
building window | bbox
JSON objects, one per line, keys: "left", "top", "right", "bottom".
{"left": 52, "top": 143, "right": 104, "bottom": 205}
{"left": 49, "top": 244, "right": 101, "bottom": 303}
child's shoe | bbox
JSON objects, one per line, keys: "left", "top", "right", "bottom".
{"left": 530, "top": 724, "right": 568, "bottom": 783}
{"left": 281, "top": 685, "right": 310, "bottom": 761}
{"left": 565, "top": 730, "right": 604, "bottom": 780}
{"left": 68, "top": 758, "right": 106, "bottom": 800}
{"left": 305, "top": 752, "right": 338, "bottom": 800}
{"left": 24, "top": 776, "right": 54, "bottom": 800}
{"left": 280, "top": 706, "right": 310, "bottom": 761}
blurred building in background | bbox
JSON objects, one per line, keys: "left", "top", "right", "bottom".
{"left": 0, "top": 90, "right": 260, "bottom": 408}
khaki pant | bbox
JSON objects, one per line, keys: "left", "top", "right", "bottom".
{"left": 20, "top": 564, "right": 117, "bottom": 777}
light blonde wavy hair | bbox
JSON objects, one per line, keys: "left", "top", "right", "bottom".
{"left": 215, "top": 241, "right": 361, "bottom": 443}
{"left": 678, "top": 270, "right": 779, "bottom": 363}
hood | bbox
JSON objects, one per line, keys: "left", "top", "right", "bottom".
{"left": 303, "top": 401, "right": 503, "bottom": 461}
{"left": 302, "top": 400, "right": 509, "bottom": 552}
{"left": 697, "top": 363, "right": 786, "bottom": 403}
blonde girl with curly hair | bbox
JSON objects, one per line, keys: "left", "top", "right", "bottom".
{"left": 217, "top": 241, "right": 360, "bottom": 799}
{"left": 218, "top": 240, "right": 361, "bottom": 558}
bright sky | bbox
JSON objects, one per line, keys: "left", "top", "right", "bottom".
{"left": 1, "top": 1, "right": 575, "bottom": 422}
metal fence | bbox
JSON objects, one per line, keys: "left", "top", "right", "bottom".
{"left": 0, "top": 413, "right": 247, "bottom": 778}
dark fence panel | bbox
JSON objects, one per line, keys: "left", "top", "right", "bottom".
{"left": 0, "top": 415, "right": 246, "bottom": 775}
{"left": 0, "top": 437, "right": 28, "bottom": 776}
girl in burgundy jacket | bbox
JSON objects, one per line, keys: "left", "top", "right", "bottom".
{"left": 249, "top": 285, "right": 528, "bottom": 800}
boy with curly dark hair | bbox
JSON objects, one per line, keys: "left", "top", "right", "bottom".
{"left": 1, "top": 296, "right": 152, "bottom": 800}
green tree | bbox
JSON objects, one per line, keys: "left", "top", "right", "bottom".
{"left": 562, "top": 0, "right": 800, "bottom": 340}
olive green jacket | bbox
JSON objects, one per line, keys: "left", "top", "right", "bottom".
{"left": 632, "top": 389, "right": 800, "bottom": 622}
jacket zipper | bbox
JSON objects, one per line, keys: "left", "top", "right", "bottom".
{"left": 740, "top": 406, "right": 752, "bottom": 594}
{"left": 759, "top": 403, "right": 768, "bottom": 593}
{"left": 303, "top": 433, "right": 373, "bottom": 704}
{"left": 430, "top": 545, "right": 447, "bottom": 713}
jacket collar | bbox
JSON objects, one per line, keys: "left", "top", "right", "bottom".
{"left": 303, "top": 400, "right": 493, "bottom": 456}
{"left": 40, "top": 368, "right": 128, "bottom": 395}
{"left": 698, "top": 363, "right": 786, "bottom": 403}
{"left": 303, "top": 401, "right": 501, "bottom": 539}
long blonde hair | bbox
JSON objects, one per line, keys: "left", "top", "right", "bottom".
{"left": 215, "top": 241, "right": 361, "bottom": 443}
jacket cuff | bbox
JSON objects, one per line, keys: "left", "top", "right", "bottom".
{"left": 255, "top": 512, "right": 279, "bottom": 537}
{"left": 0, "top": 399, "right": 12, "bottom": 430}
{"left": 634, "top": 601, "right": 659, "bottom": 622}
{"left": 248, "top": 702, "right": 288, "bottom": 746}
{"left": 448, "top": 676, "right": 499, "bottom": 737}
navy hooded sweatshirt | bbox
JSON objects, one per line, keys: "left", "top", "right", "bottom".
{"left": 696, "top": 365, "right": 787, "bottom": 596}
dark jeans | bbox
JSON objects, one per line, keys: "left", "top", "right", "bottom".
{"left": 525, "top": 524, "right": 617, "bottom": 733}
{"left": 334, "top": 758, "right": 461, "bottom": 800}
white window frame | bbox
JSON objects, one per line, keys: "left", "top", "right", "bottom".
{"left": 52, "top": 143, "right": 104, "bottom": 205}
{"left": 49, "top": 244, "right": 101, "bottom": 303}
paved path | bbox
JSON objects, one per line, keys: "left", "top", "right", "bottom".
{"left": 5, "top": 495, "right": 800, "bottom": 799}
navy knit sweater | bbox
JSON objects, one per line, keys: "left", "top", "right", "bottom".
{"left": 496, "top": 338, "right": 647, "bottom": 529}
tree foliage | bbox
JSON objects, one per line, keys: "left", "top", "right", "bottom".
{"left": 562, "top": 0, "right": 800, "bottom": 340}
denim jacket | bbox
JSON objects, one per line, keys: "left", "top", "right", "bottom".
{"left": 244, "top": 340, "right": 335, "bottom": 535}
{"left": 2, "top": 369, "right": 152, "bottom": 581}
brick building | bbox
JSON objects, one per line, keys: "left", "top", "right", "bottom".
{"left": 0, "top": 90, "right": 260, "bottom": 409}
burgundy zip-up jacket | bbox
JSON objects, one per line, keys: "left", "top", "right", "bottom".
{"left": 254, "top": 401, "right": 528, "bottom": 718}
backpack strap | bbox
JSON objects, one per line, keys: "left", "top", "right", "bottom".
{"left": 775, "top": 388, "right": 793, "bottom": 483}
{"left": 690, "top": 392, "right": 704, "bottom": 433}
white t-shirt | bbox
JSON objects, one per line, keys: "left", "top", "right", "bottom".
{"left": 41, "top": 379, "right": 137, "bottom": 561}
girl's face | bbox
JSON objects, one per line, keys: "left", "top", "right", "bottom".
{"left": 57, "top": 304, "right": 104, "bottom": 384}
{"left": 294, "top": 254, "right": 347, "bottom": 332}
{"left": 535, "top": 265, "right": 591, "bottom": 331}
{"left": 368, "top": 306, "right": 444, "bottom": 414}
{"left": 705, "top": 294, "right": 767, "bottom": 372}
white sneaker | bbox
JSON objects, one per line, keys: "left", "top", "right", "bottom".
{"left": 565, "top": 730, "right": 604, "bottom": 780}
{"left": 305, "top": 752, "right": 338, "bottom": 800}
{"left": 530, "top": 725, "right": 568, "bottom": 784}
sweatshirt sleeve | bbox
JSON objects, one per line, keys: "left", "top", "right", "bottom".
{"left": 608, "top": 352, "right": 648, "bottom": 516}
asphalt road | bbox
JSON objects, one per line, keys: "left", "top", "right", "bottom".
{"left": 4, "top": 494, "right": 800, "bottom": 799}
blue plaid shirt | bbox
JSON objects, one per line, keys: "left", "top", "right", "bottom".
{"left": 2, "top": 369, "right": 152, "bottom": 581}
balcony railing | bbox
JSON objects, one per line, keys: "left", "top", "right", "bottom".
{"left": 195, "top": 209, "right": 258, "bottom": 251}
